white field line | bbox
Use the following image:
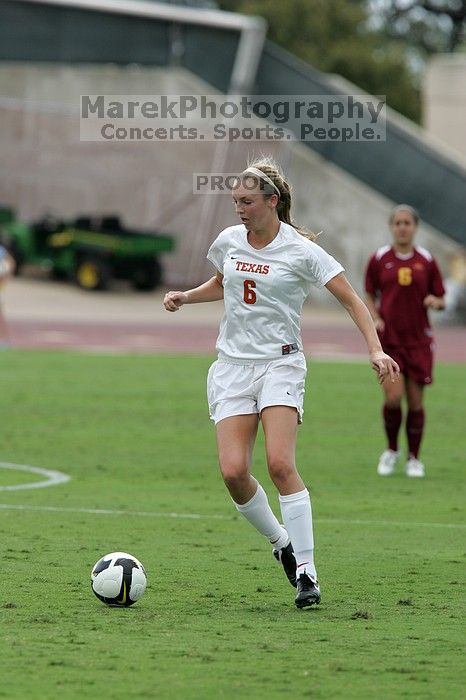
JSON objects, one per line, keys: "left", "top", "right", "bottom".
{"left": 0, "top": 462, "right": 71, "bottom": 491}
{"left": 0, "top": 502, "right": 464, "bottom": 530}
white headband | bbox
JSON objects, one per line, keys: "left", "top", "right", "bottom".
{"left": 242, "top": 167, "right": 281, "bottom": 196}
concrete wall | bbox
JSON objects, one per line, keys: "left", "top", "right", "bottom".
{"left": 0, "top": 63, "right": 461, "bottom": 301}
{"left": 423, "top": 54, "right": 466, "bottom": 165}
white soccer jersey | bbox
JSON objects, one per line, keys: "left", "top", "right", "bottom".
{"left": 0, "top": 245, "right": 10, "bottom": 296}
{"left": 207, "top": 222, "right": 344, "bottom": 361}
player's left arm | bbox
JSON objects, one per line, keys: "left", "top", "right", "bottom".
{"left": 325, "top": 272, "right": 400, "bottom": 384}
{"left": 423, "top": 294, "right": 445, "bottom": 310}
{"left": 424, "top": 257, "right": 446, "bottom": 310}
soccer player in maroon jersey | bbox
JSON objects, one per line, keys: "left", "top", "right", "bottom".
{"left": 365, "top": 205, "right": 446, "bottom": 478}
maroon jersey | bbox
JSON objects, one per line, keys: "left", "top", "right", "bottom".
{"left": 365, "top": 245, "right": 445, "bottom": 347}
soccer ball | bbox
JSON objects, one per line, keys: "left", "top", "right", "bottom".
{"left": 91, "top": 551, "right": 147, "bottom": 607}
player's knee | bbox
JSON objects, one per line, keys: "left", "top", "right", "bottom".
{"left": 267, "top": 455, "right": 295, "bottom": 485}
{"left": 219, "top": 460, "right": 249, "bottom": 490}
{"left": 384, "top": 393, "right": 402, "bottom": 408}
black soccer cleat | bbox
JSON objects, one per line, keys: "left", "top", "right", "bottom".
{"left": 295, "top": 573, "right": 321, "bottom": 609}
{"left": 273, "top": 541, "right": 297, "bottom": 588}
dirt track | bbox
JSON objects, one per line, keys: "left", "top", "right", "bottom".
{"left": 2, "top": 277, "right": 465, "bottom": 362}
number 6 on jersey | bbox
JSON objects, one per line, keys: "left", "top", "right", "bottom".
{"left": 243, "top": 279, "right": 257, "bottom": 304}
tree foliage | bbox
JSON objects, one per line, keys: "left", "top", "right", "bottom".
{"left": 373, "top": 1, "right": 466, "bottom": 53}
{"left": 216, "top": 0, "right": 463, "bottom": 123}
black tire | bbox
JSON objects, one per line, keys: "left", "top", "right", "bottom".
{"left": 75, "top": 257, "right": 111, "bottom": 291}
{"left": 132, "top": 258, "right": 162, "bottom": 291}
{"left": 3, "top": 240, "right": 23, "bottom": 276}
{"left": 50, "top": 267, "right": 68, "bottom": 281}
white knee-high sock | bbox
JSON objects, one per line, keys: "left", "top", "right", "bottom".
{"left": 279, "top": 488, "right": 317, "bottom": 579}
{"left": 233, "top": 480, "right": 289, "bottom": 549}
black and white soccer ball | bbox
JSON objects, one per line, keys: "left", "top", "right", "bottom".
{"left": 91, "top": 552, "right": 147, "bottom": 607}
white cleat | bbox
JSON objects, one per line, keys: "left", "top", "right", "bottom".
{"left": 377, "top": 449, "right": 399, "bottom": 476}
{"left": 405, "top": 457, "right": 425, "bottom": 478}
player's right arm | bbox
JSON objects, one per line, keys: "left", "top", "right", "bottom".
{"left": 164, "top": 272, "right": 224, "bottom": 312}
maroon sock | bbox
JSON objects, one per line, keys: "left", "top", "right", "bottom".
{"left": 406, "top": 409, "right": 425, "bottom": 459}
{"left": 383, "top": 405, "right": 402, "bottom": 452}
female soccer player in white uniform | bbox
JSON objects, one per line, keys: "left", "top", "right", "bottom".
{"left": 0, "top": 245, "right": 15, "bottom": 347}
{"left": 164, "top": 158, "right": 399, "bottom": 608}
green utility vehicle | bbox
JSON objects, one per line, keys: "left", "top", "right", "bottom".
{"left": 0, "top": 207, "right": 175, "bottom": 291}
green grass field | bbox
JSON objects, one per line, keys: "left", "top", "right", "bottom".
{"left": 1, "top": 351, "right": 464, "bottom": 699}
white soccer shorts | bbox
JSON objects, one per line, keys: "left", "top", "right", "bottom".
{"left": 207, "top": 353, "right": 307, "bottom": 425}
